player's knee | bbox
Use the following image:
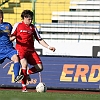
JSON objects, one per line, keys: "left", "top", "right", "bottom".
{"left": 20, "top": 58, "right": 28, "bottom": 68}
{"left": 39, "top": 67, "right": 43, "bottom": 72}
{"left": 37, "top": 66, "right": 43, "bottom": 72}
{"left": 35, "top": 64, "right": 43, "bottom": 72}
{"left": 11, "top": 55, "right": 19, "bottom": 63}
{"left": 21, "top": 63, "right": 27, "bottom": 69}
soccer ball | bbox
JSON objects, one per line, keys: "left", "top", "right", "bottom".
{"left": 36, "top": 82, "right": 47, "bottom": 93}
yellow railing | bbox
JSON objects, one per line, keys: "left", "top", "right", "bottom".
{"left": 0, "top": 0, "right": 70, "bottom": 25}
{"left": 0, "top": 0, "right": 32, "bottom": 26}
{"left": 0, "top": 0, "right": 9, "bottom": 6}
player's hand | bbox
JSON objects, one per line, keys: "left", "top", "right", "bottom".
{"left": 8, "top": 33, "right": 11, "bottom": 37}
{"left": 49, "top": 47, "right": 56, "bottom": 52}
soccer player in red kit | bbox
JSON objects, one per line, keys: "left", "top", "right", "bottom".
{"left": 11, "top": 10, "right": 56, "bottom": 92}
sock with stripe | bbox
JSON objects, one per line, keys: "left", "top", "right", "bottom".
{"left": 21, "top": 68, "right": 27, "bottom": 86}
{"left": 27, "top": 67, "right": 37, "bottom": 74}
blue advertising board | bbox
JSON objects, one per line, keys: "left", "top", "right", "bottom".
{"left": 0, "top": 56, "right": 100, "bottom": 90}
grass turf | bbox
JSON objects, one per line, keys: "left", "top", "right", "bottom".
{"left": 0, "top": 90, "right": 100, "bottom": 100}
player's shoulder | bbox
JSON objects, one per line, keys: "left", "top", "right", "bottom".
{"left": 13, "top": 22, "right": 22, "bottom": 26}
{"left": 13, "top": 22, "right": 22, "bottom": 29}
{"left": 3, "top": 22, "right": 12, "bottom": 26}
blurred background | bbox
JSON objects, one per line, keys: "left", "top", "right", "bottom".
{"left": 0, "top": 0, "right": 100, "bottom": 57}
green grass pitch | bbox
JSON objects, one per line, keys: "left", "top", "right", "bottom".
{"left": 0, "top": 90, "right": 100, "bottom": 100}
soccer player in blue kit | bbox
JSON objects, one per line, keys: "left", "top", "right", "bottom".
{"left": 0, "top": 9, "right": 24, "bottom": 82}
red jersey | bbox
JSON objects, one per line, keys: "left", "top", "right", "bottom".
{"left": 11, "top": 21, "right": 42, "bottom": 51}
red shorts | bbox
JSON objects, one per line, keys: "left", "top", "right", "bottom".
{"left": 18, "top": 50, "right": 42, "bottom": 65}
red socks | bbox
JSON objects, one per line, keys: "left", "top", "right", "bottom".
{"left": 21, "top": 68, "right": 27, "bottom": 85}
{"left": 28, "top": 67, "right": 37, "bottom": 74}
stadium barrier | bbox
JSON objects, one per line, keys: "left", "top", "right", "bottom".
{"left": 36, "top": 23, "right": 100, "bottom": 34}
{"left": 0, "top": 56, "right": 100, "bottom": 90}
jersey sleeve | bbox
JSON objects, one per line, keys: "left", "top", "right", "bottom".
{"left": 34, "top": 26, "right": 42, "bottom": 41}
{"left": 11, "top": 22, "right": 19, "bottom": 36}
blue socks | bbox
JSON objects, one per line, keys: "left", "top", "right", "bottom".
{"left": 13, "top": 62, "right": 20, "bottom": 78}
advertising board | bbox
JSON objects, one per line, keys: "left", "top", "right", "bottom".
{"left": 0, "top": 56, "right": 100, "bottom": 90}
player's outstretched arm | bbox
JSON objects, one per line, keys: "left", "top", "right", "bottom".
{"left": 39, "top": 39, "right": 56, "bottom": 52}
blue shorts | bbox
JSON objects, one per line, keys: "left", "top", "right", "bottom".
{"left": 0, "top": 47, "right": 18, "bottom": 64}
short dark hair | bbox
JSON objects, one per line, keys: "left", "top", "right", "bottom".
{"left": 21, "top": 10, "right": 33, "bottom": 19}
{"left": 0, "top": 9, "right": 3, "bottom": 15}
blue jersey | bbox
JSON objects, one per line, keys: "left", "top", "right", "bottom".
{"left": 0, "top": 22, "right": 18, "bottom": 61}
{"left": 0, "top": 22, "right": 13, "bottom": 47}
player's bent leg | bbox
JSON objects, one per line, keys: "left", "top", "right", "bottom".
{"left": 34, "top": 64, "right": 43, "bottom": 72}
{"left": 25, "top": 64, "right": 43, "bottom": 85}
{"left": 28, "top": 64, "right": 43, "bottom": 74}
{"left": 26, "top": 64, "right": 43, "bottom": 85}
{"left": 26, "top": 67, "right": 37, "bottom": 85}
{"left": 27, "top": 50, "right": 43, "bottom": 74}
{"left": 27, "top": 74, "right": 31, "bottom": 81}
{"left": 26, "top": 75, "right": 37, "bottom": 85}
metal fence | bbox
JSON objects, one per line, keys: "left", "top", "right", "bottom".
{"left": 1, "top": 0, "right": 100, "bottom": 35}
